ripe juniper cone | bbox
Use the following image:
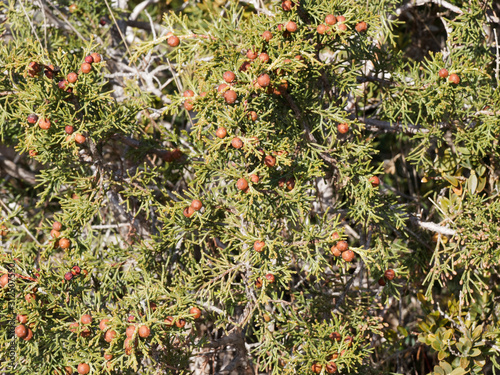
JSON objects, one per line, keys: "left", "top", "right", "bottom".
{"left": 325, "top": 14, "right": 337, "bottom": 25}
{"left": 167, "top": 35, "right": 180, "bottom": 47}
{"left": 231, "top": 137, "right": 243, "bottom": 149}
{"left": 27, "top": 114, "right": 38, "bottom": 124}
{"left": 138, "top": 325, "right": 150, "bottom": 338}
{"left": 449, "top": 73, "right": 460, "bottom": 84}
{"left": 191, "top": 199, "right": 203, "bottom": 211}
{"left": 81, "top": 63, "right": 91, "bottom": 74}
{"left": 90, "top": 52, "right": 101, "bottom": 63}
{"left": 67, "top": 72, "right": 78, "bottom": 83}
{"left": 183, "top": 206, "right": 195, "bottom": 218}
{"left": 342, "top": 250, "right": 355, "bottom": 262}
{"left": 331, "top": 246, "right": 341, "bottom": 257}
{"left": 317, "top": 24, "right": 327, "bottom": 34}
{"left": 439, "top": 68, "right": 449, "bottom": 78}
{"left": 281, "top": 0, "right": 293, "bottom": 11}
{"left": 216, "top": 127, "right": 227, "bottom": 138}
{"left": 385, "top": 269, "right": 396, "bottom": 280}
{"left": 190, "top": 307, "right": 202, "bottom": 319}
{"left": 369, "top": 176, "right": 380, "bottom": 187}
{"left": 254, "top": 240, "right": 265, "bottom": 252}
{"left": 259, "top": 52, "right": 270, "bottom": 63}
{"left": 236, "top": 178, "right": 248, "bottom": 191}
{"left": 223, "top": 71, "right": 235, "bottom": 83}
{"left": 262, "top": 30, "right": 272, "bottom": 41}
{"left": 337, "top": 123, "right": 349, "bottom": 134}
{"left": 257, "top": 74, "right": 271, "bottom": 87}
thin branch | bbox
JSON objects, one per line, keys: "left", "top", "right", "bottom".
{"left": 409, "top": 216, "right": 456, "bottom": 236}
{"left": 357, "top": 117, "right": 430, "bottom": 134}
{"left": 394, "top": 0, "right": 463, "bottom": 17}
{"left": 494, "top": 29, "right": 499, "bottom": 83}
{"left": 238, "top": 0, "right": 275, "bottom": 16}
{"left": 129, "top": 0, "right": 159, "bottom": 21}
{"left": 0, "top": 199, "right": 42, "bottom": 247}
{"left": 0, "top": 153, "right": 36, "bottom": 184}
{"left": 43, "top": 0, "right": 87, "bottom": 42}
{"left": 281, "top": 91, "right": 338, "bottom": 167}
{"left": 18, "top": 0, "right": 44, "bottom": 52}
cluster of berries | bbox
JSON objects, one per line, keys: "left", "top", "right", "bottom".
{"left": 64, "top": 265, "right": 82, "bottom": 282}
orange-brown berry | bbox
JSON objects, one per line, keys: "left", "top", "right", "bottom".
{"left": 231, "top": 137, "right": 243, "bottom": 149}
{"left": 286, "top": 21, "right": 297, "bottom": 33}
{"left": 438, "top": 68, "right": 449, "bottom": 78}
{"left": 342, "top": 250, "right": 355, "bottom": 262}
{"left": 81, "top": 314, "right": 92, "bottom": 325}
{"left": 90, "top": 53, "right": 101, "bottom": 63}
{"left": 247, "top": 49, "right": 258, "bottom": 60}
{"left": 337, "top": 123, "right": 349, "bottom": 134}
{"left": 449, "top": 73, "right": 460, "bottom": 84}
{"left": 59, "top": 238, "right": 71, "bottom": 249}
{"left": 317, "top": 24, "right": 328, "bottom": 34}
{"left": 254, "top": 240, "right": 265, "bottom": 252}
{"left": 264, "top": 155, "right": 276, "bottom": 167}
{"left": 331, "top": 245, "right": 341, "bottom": 257}
{"left": 224, "top": 90, "right": 237, "bottom": 104}
{"left": 355, "top": 21, "right": 367, "bottom": 32}
{"left": 104, "top": 329, "right": 117, "bottom": 342}
{"left": 259, "top": 52, "right": 270, "bottom": 63}
{"left": 223, "top": 71, "right": 235, "bottom": 83}
{"left": 67, "top": 72, "right": 78, "bottom": 83}
{"left": 282, "top": 0, "right": 292, "bottom": 11}
{"left": 262, "top": 31, "right": 273, "bottom": 41}
{"left": 190, "top": 307, "right": 202, "bottom": 319}
{"left": 325, "top": 14, "right": 337, "bottom": 25}
{"left": 39, "top": 118, "right": 51, "bottom": 130}
{"left": 191, "top": 199, "right": 203, "bottom": 211}
{"left": 369, "top": 176, "right": 380, "bottom": 187}
{"left": 81, "top": 63, "right": 91, "bottom": 74}
{"left": 75, "top": 134, "right": 86, "bottom": 144}
{"left": 138, "top": 325, "right": 150, "bottom": 338}
{"left": 236, "top": 178, "right": 249, "bottom": 191}
{"left": 183, "top": 206, "right": 195, "bottom": 218}
{"left": 15, "top": 325, "right": 28, "bottom": 338}
{"left": 336, "top": 240, "right": 348, "bottom": 252}
{"left": 167, "top": 36, "right": 180, "bottom": 47}
{"left": 99, "top": 319, "right": 110, "bottom": 331}
{"left": 384, "top": 269, "right": 396, "bottom": 280}
{"left": 216, "top": 127, "right": 227, "bottom": 139}
{"left": 257, "top": 74, "right": 271, "bottom": 88}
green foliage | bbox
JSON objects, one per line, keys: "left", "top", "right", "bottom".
{"left": 1, "top": 0, "right": 500, "bottom": 374}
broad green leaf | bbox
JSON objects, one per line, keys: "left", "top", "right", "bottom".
{"left": 472, "top": 325, "right": 483, "bottom": 340}
{"left": 434, "top": 365, "right": 445, "bottom": 375}
{"left": 450, "top": 367, "right": 467, "bottom": 375}
{"left": 444, "top": 174, "right": 459, "bottom": 187}
{"left": 440, "top": 361, "right": 453, "bottom": 373}
{"left": 460, "top": 357, "right": 470, "bottom": 369}
{"left": 398, "top": 326, "right": 409, "bottom": 337}
{"left": 468, "top": 173, "right": 478, "bottom": 195}
{"left": 476, "top": 176, "right": 487, "bottom": 193}
{"left": 470, "top": 349, "right": 481, "bottom": 357}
